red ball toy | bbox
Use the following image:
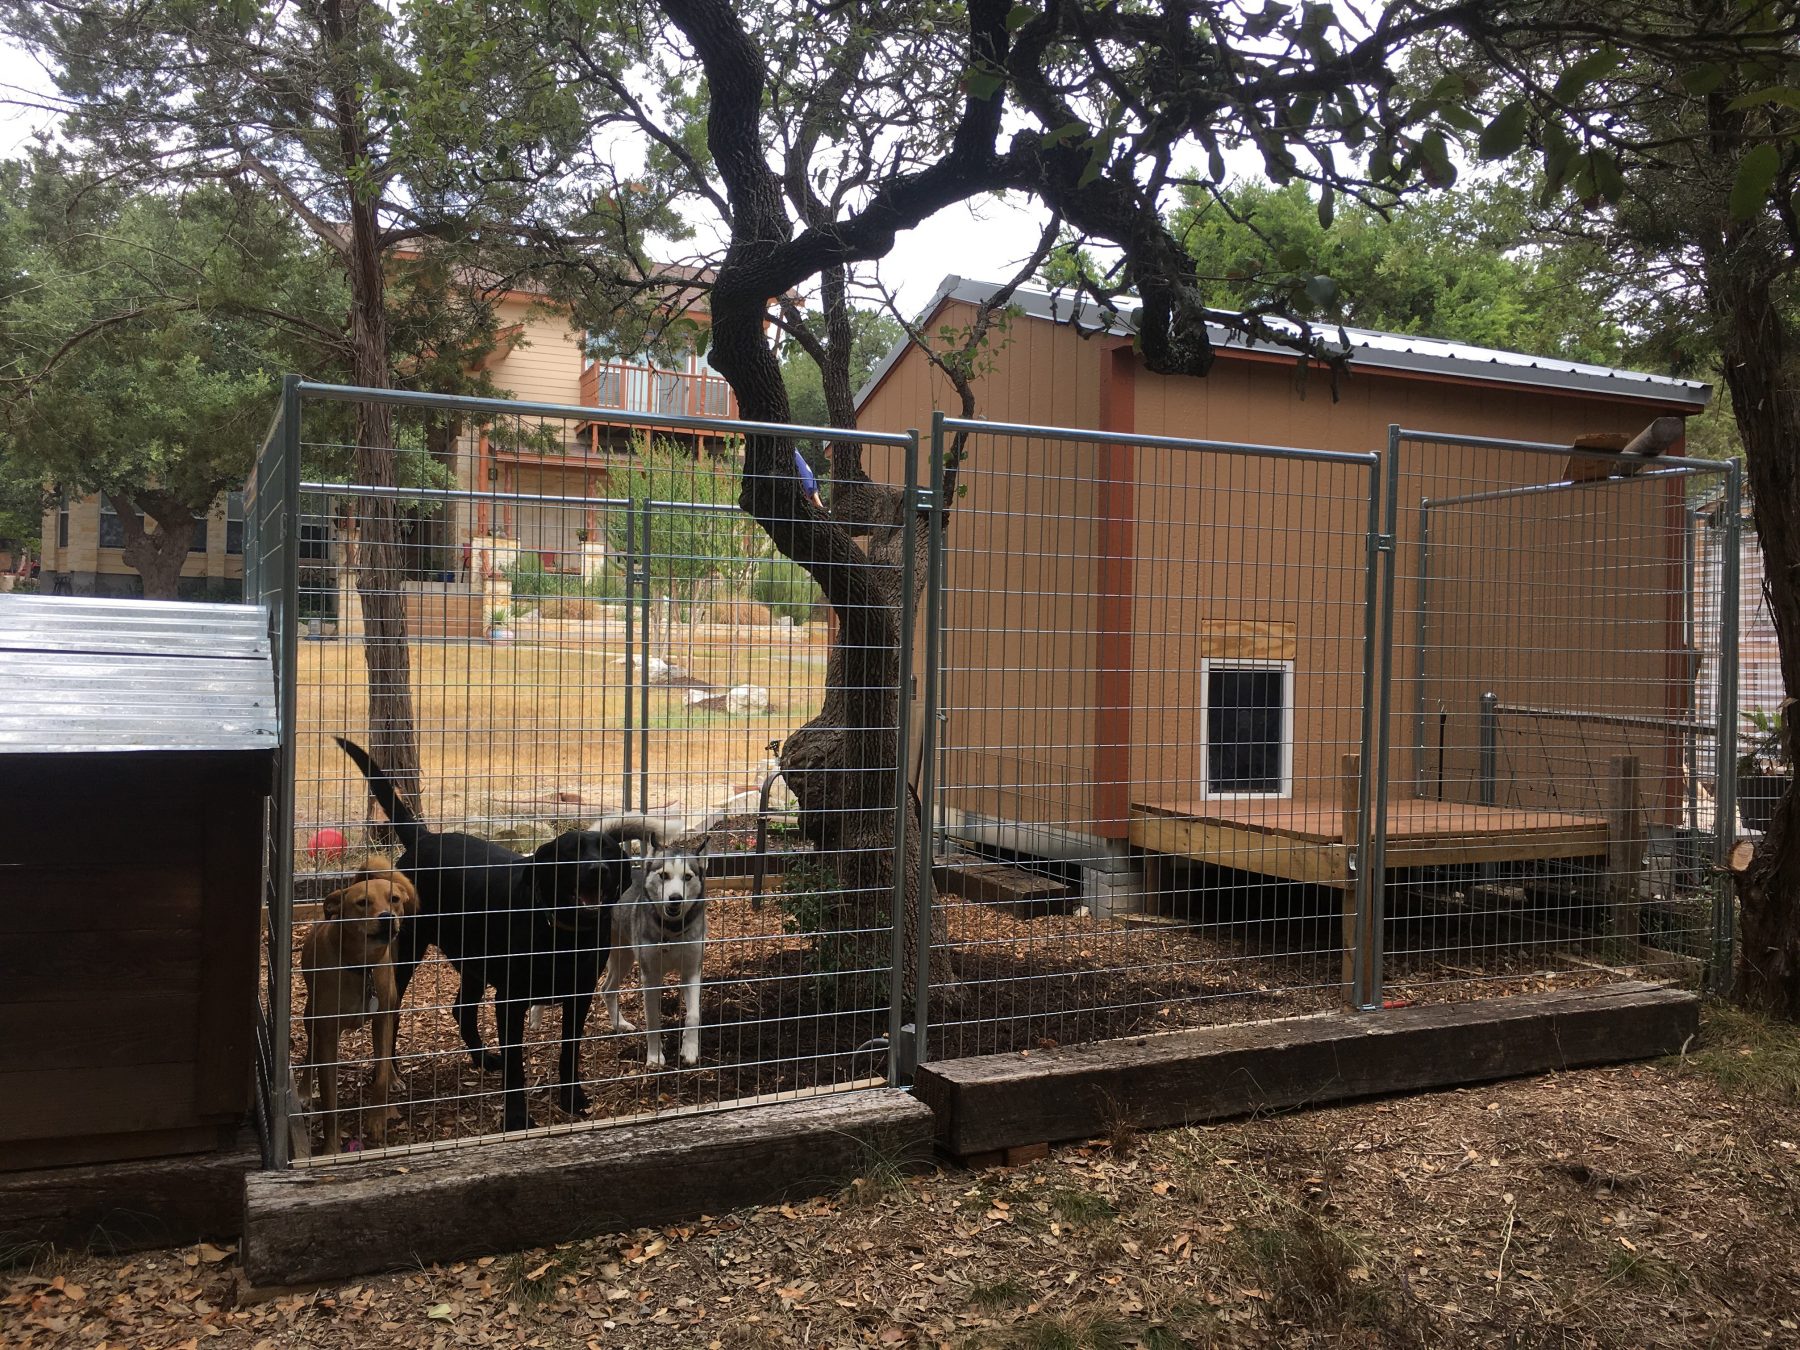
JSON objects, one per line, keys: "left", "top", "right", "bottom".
{"left": 308, "top": 828, "right": 348, "bottom": 863}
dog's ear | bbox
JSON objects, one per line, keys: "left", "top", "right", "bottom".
{"left": 322, "top": 887, "right": 349, "bottom": 921}
{"left": 692, "top": 835, "right": 710, "bottom": 860}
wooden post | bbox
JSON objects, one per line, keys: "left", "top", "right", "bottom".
{"left": 1340, "top": 753, "right": 1364, "bottom": 996}
{"left": 1606, "top": 755, "right": 1645, "bottom": 953}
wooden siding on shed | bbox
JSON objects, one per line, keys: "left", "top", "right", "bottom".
{"left": 858, "top": 302, "right": 1694, "bottom": 835}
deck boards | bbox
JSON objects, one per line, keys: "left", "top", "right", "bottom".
{"left": 1130, "top": 793, "right": 1610, "bottom": 883}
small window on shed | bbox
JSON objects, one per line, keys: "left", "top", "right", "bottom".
{"left": 1202, "top": 659, "right": 1293, "bottom": 798}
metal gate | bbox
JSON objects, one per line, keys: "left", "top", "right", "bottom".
{"left": 247, "top": 378, "right": 1741, "bottom": 1167}
{"left": 248, "top": 379, "right": 921, "bottom": 1165}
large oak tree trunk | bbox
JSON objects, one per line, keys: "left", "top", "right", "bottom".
{"left": 1711, "top": 253, "right": 1800, "bottom": 1017}
{"left": 706, "top": 281, "right": 951, "bottom": 1019}
{"left": 107, "top": 489, "right": 195, "bottom": 601}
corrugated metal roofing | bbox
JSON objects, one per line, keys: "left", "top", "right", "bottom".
{"left": 854, "top": 275, "right": 1712, "bottom": 411}
{"left": 0, "top": 594, "right": 277, "bottom": 754}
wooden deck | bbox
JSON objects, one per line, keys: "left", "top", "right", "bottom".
{"left": 1129, "top": 794, "right": 1611, "bottom": 889}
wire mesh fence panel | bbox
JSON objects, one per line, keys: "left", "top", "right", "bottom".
{"left": 246, "top": 383, "right": 299, "bottom": 1166}
{"left": 1387, "top": 428, "right": 1735, "bottom": 1003}
{"left": 919, "top": 419, "right": 1383, "bottom": 1062}
{"left": 260, "top": 383, "right": 916, "bottom": 1162}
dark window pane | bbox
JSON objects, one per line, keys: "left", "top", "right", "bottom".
{"left": 1207, "top": 667, "right": 1285, "bottom": 793}
{"left": 190, "top": 520, "right": 208, "bottom": 553}
{"left": 226, "top": 519, "right": 244, "bottom": 554}
{"left": 299, "top": 521, "right": 330, "bottom": 561}
{"left": 99, "top": 507, "right": 127, "bottom": 548}
{"left": 57, "top": 508, "right": 68, "bottom": 548}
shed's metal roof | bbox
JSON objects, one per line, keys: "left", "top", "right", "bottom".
{"left": 0, "top": 594, "right": 277, "bottom": 754}
{"left": 855, "top": 275, "right": 1712, "bottom": 411}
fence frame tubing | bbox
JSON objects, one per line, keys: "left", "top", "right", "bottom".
{"left": 1714, "top": 460, "right": 1743, "bottom": 991}
{"left": 267, "top": 373, "right": 302, "bottom": 1168}
{"left": 888, "top": 432, "right": 922, "bottom": 1084}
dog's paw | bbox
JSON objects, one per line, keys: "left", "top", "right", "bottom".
{"left": 503, "top": 1109, "right": 537, "bottom": 1133}
{"left": 471, "top": 1049, "right": 503, "bottom": 1073}
{"left": 557, "top": 1083, "right": 591, "bottom": 1116}
{"left": 611, "top": 1015, "right": 637, "bottom": 1032}
{"left": 644, "top": 1051, "right": 665, "bottom": 1071}
{"left": 680, "top": 1042, "right": 700, "bottom": 1068}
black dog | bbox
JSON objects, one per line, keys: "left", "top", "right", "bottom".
{"left": 336, "top": 736, "right": 652, "bottom": 1131}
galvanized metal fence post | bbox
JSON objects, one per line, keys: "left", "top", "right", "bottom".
{"left": 269, "top": 373, "right": 302, "bottom": 1168}
{"left": 622, "top": 495, "right": 636, "bottom": 820}
{"left": 912, "top": 412, "right": 947, "bottom": 1066}
{"left": 888, "top": 431, "right": 921, "bottom": 1083}
{"left": 1713, "top": 460, "right": 1743, "bottom": 993}
{"left": 1351, "top": 455, "right": 1384, "bottom": 1010}
{"left": 1368, "top": 436, "right": 1401, "bottom": 1008}
{"left": 1478, "top": 692, "right": 1500, "bottom": 807}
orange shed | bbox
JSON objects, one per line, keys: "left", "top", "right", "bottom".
{"left": 857, "top": 278, "right": 1718, "bottom": 921}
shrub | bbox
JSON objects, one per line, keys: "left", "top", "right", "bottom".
{"left": 534, "top": 597, "right": 603, "bottom": 621}
{"left": 753, "top": 555, "right": 825, "bottom": 625}
{"left": 502, "top": 552, "right": 627, "bottom": 602}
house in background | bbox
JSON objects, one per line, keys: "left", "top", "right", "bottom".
{"left": 856, "top": 276, "right": 1716, "bottom": 921}
{"left": 37, "top": 491, "right": 246, "bottom": 599}
{"left": 305, "top": 269, "right": 740, "bottom": 636}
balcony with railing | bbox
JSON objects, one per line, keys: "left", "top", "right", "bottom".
{"left": 579, "top": 357, "right": 736, "bottom": 421}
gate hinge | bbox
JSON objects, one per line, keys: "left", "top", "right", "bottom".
{"left": 1372, "top": 532, "right": 1396, "bottom": 554}
{"left": 913, "top": 485, "right": 937, "bottom": 513}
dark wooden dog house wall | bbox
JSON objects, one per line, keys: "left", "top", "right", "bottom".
{"left": 0, "top": 595, "right": 275, "bottom": 1175}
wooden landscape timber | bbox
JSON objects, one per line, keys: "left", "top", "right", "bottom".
{"left": 241, "top": 1088, "right": 934, "bottom": 1287}
{"left": 912, "top": 981, "right": 1698, "bottom": 1160}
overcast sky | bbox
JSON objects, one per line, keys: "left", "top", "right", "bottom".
{"left": 0, "top": 38, "right": 1208, "bottom": 318}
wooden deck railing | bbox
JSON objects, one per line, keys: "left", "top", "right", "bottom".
{"left": 579, "top": 359, "right": 736, "bottom": 420}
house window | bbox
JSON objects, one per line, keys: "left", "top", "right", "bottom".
{"left": 1201, "top": 659, "right": 1293, "bottom": 798}
{"left": 225, "top": 490, "right": 245, "bottom": 555}
{"left": 56, "top": 498, "right": 68, "bottom": 548}
{"left": 97, "top": 496, "right": 206, "bottom": 551}
{"left": 98, "top": 496, "right": 129, "bottom": 548}
{"left": 298, "top": 515, "right": 331, "bottom": 561}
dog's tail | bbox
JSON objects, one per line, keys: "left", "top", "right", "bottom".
{"left": 594, "top": 812, "right": 673, "bottom": 853}
{"left": 335, "top": 736, "right": 424, "bottom": 848}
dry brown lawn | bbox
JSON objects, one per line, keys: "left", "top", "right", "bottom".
{"left": 291, "top": 629, "right": 827, "bottom": 837}
{"left": 7, "top": 1004, "right": 1800, "bottom": 1349}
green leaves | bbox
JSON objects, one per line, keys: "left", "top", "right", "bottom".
{"left": 1417, "top": 129, "right": 1456, "bottom": 188}
{"left": 1731, "top": 142, "right": 1782, "bottom": 221}
{"left": 1478, "top": 103, "right": 1528, "bottom": 162}
{"left": 1681, "top": 64, "right": 1728, "bottom": 96}
{"left": 964, "top": 64, "right": 1005, "bottom": 102}
{"left": 1553, "top": 48, "right": 1622, "bottom": 103}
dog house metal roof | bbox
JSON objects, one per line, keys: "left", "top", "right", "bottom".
{"left": 854, "top": 275, "right": 1712, "bottom": 411}
{"left": 0, "top": 594, "right": 277, "bottom": 754}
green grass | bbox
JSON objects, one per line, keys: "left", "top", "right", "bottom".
{"left": 1606, "top": 1247, "right": 1694, "bottom": 1295}
{"left": 498, "top": 1246, "right": 584, "bottom": 1309}
{"left": 1048, "top": 1187, "right": 1116, "bottom": 1226}
{"left": 992, "top": 1312, "right": 1133, "bottom": 1350}
{"left": 1682, "top": 1002, "right": 1800, "bottom": 1106}
{"left": 969, "top": 1277, "right": 1030, "bottom": 1309}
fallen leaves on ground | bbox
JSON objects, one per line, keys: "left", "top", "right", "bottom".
{"left": 7, "top": 1010, "right": 1800, "bottom": 1348}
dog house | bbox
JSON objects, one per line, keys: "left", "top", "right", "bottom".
{"left": 0, "top": 595, "right": 275, "bottom": 1241}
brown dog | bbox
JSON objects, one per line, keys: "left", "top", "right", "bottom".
{"left": 298, "top": 858, "right": 419, "bottom": 1154}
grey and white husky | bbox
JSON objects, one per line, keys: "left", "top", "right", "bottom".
{"left": 602, "top": 838, "right": 709, "bottom": 1068}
